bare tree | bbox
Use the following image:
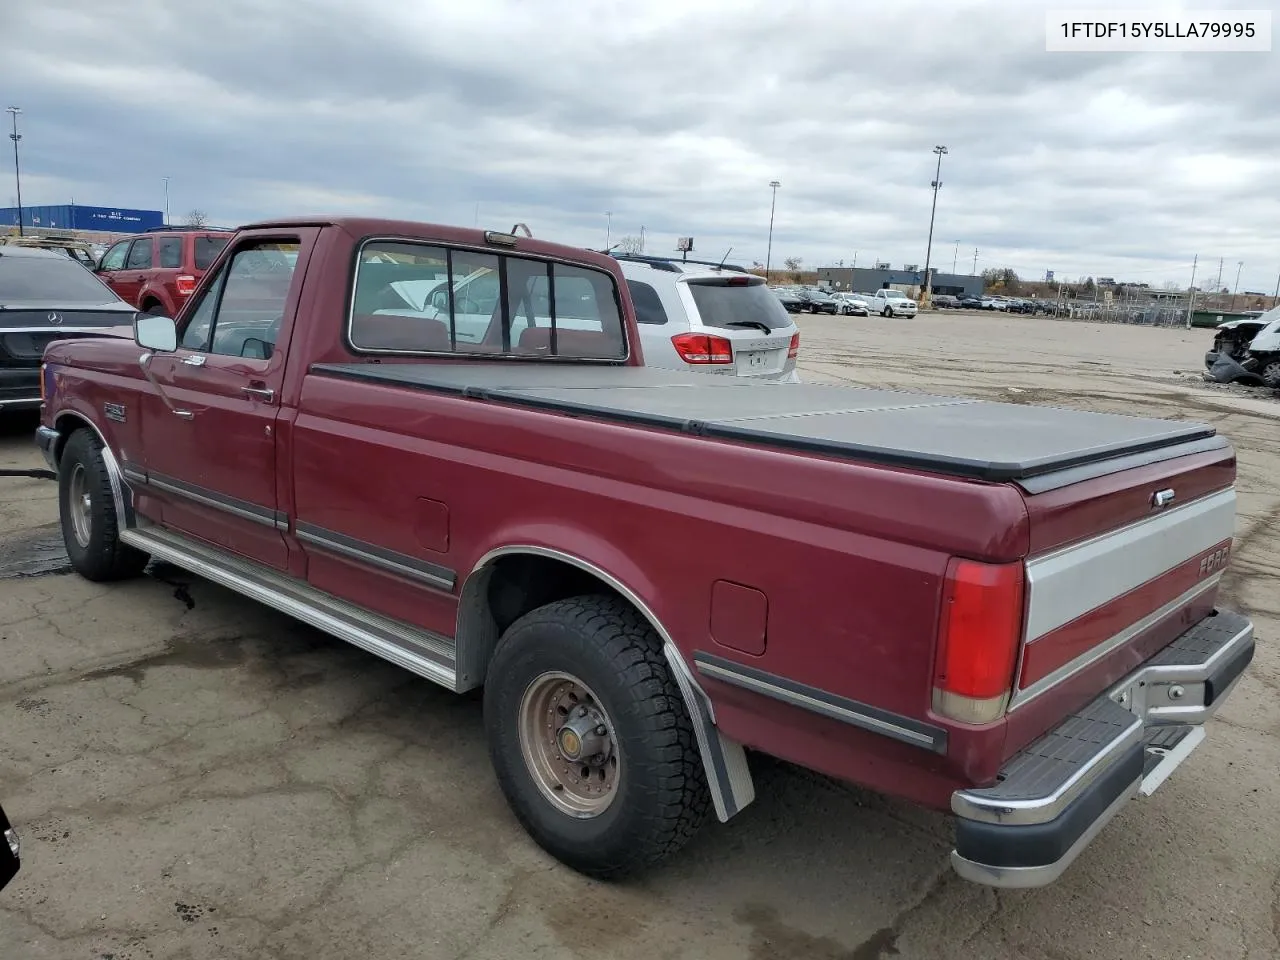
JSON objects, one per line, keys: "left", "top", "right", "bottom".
{"left": 183, "top": 209, "right": 209, "bottom": 228}
{"left": 615, "top": 235, "right": 644, "bottom": 255}
{"left": 783, "top": 256, "right": 802, "bottom": 271}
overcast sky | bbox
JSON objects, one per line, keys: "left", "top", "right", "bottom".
{"left": 4, "top": 0, "right": 1277, "bottom": 290}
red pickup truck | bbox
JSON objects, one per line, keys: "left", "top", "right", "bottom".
{"left": 34, "top": 217, "right": 1254, "bottom": 887}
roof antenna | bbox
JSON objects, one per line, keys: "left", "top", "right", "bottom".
{"left": 717, "top": 247, "right": 734, "bottom": 270}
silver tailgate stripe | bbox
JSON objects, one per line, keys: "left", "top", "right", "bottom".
{"left": 1024, "top": 488, "right": 1236, "bottom": 643}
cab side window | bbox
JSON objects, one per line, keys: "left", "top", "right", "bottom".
{"left": 178, "top": 240, "right": 300, "bottom": 358}
{"left": 125, "top": 239, "right": 153, "bottom": 269}
{"left": 98, "top": 240, "right": 128, "bottom": 272}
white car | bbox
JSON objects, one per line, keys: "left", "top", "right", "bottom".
{"left": 867, "top": 289, "right": 919, "bottom": 318}
{"left": 618, "top": 256, "right": 801, "bottom": 381}
{"left": 830, "top": 292, "right": 870, "bottom": 316}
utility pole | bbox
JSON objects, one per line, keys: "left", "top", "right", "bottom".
{"left": 1273, "top": 266, "right": 1279, "bottom": 301}
{"left": 1231, "top": 261, "right": 1243, "bottom": 310}
{"left": 765, "top": 180, "right": 781, "bottom": 281}
{"left": 922, "top": 145, "right": 948, "bottom": 305}
{"left": 1185, "top": 254, "right": 1198, "bottom": 329}
{"left": 972, "top": 248, "right": 978, "bottom": 274}
{"left": 6, "top": 106, "right": 23, "bottom": 237}
{"left": 161, "top": 176, "right": 170, "bottom": 227}
{"left": 605, "top": 211, "right": 612, "bottom": 248}
{"left": 952, "top": 241, "right": 958, "bottom": 274}
{"left": 1214, "top": 257, "right": 1223, "bottom": 293}
{"left": 639, "top": 225, "right": 645, "bottom": 254}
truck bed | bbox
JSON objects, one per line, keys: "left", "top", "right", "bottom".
{"left": 311, "top": 363, "right": 1222, "bottom": 486}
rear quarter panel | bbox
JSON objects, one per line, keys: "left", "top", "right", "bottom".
{"left": 291, "top": 370, "right": 1032, "bottom": 805}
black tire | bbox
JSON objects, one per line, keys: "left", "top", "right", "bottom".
{"left": 882, "top": 307, "right": 892, "bottom": 318}
{"left": 58, "top": 429, "right": 150, "bottom": 582}
{"left": 483, "top": 594, "right": 711, "bottom": 879}
{"left": 1260, "top": 358, "right": 1280, "bottom": 389}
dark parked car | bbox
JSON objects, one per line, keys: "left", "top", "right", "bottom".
{"left": 95, "top": 227, "right": 234, "bottom": 318}
{"left": 770, "top": 287, "right": 805, "bottom": 313}
{"left": 0, "top": 246, "right": 137, "bottom": 413}
{"left": 956, "top": 294, "right": 985, "bottom": 309}
{"left": 931, "top": 295, "right": 959, "bottom": 309}
{"left": 0, "top": 802, "right": 19, "bottom": 891}
{"left": 798, "top": 288, "right": 839, "bottom": 314}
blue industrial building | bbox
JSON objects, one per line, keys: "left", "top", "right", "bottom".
{"left": 0, "top": 204, "right": 163, "bottom": 233}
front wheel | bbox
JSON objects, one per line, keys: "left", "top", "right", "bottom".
{"left": 483, "top": 595, "right": 710, "bottom": 879}
{"left": 58, "top": 429, "right": 150, "bottom": 582}
{"left": 1258, "top": 359, "right": 1280, "bottom": 388}
{"left": 882, "top": 307, "right": 893, "bottom": 318}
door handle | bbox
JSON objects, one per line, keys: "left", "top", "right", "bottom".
{"left": 242, "top": 385, "right": 275, "bottom": 402}
{"left": 181, "top": 355, "right": 206, "bottom": 366}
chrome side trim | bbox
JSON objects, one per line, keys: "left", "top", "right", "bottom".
{"left": 119, "top": 524, "right": 458, "bottom": 690}
{"left": 462, "top": 544, "right": 756, "bottom": 821}
{"left": 296, "top": 521, "right": 455, "bottom": 592}
{"left": 143, "top": 470, "right": 286, "bottom": 530}
{"left": 950, "top": 778, "right": 1140, "bottom": 889}
{"left": 1024, "top": 487, "right": 1236, "bottom": 642}
{"left": 693, "top": 651, "right": 948, "bottom": 753}
{"left": 35, "top": 425, "right": 59, "bottom": 471}
{"left": 1009, "top": 575, "right": 1222, "bottom": 712}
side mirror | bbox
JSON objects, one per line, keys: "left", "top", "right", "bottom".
{"left": 134, "top": 313, "right": 177, "bottom": 352}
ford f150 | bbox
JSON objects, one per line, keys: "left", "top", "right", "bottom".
{"left": 35, "top": 216, "right": 1254, "bottom": 887}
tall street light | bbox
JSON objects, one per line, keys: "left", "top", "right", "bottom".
{"left": 765, "top": 180, "right": 781, "bottom": 280}
{"left": 1232, "top": 260, "right": 1243, "bottom": 309}
{"left": 6, "top": 107, "right": 23, "bottom": 237}
{"left": 162, "top": 176, "right": 171, "bottom": 227}
{"left": 922, "top": 145, "right": 948, "bottom": 304}
{"left": 605, "top": 211, "right": 612, "bottom": 249}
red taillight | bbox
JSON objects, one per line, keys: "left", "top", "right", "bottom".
{"left": 176, "top": 275, "right": 197, "bottom": 297}
{"left": 671, "top": 332, "right": 733, "bottom": 364}
{"left": 932, "top": 558, "right": 1024, "bottom": 723}
{"left": 787, "top": 332, "right": 800, "bottom": 359}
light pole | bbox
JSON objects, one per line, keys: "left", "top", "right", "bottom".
{"left": 6, "top": 107, "right": 23, "bottom": 237}
{"left": 1231, "top": 261, "right": 1243, "bottom": 309}
{"left": 765, "top": 180, "right": 781, "bottom": 280}
{"left": 1185, "top": 253, "right": 1198, "bottom": 329}
{"left": 605, "top": 211, "right": 612, "bottom": 248}
{"left": 952, "top": 240, "right": 959, "bottom": 274}
{"left": 922, "top": 145, "right": 948, "bottom": 304}
{"left": 162, "top": 176, "right": 170, "bottom": 227}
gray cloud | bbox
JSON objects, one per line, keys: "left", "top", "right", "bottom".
{"left": 5, "top": 0, "right": 1278, "bottom": 289}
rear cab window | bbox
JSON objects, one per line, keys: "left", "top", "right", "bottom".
{"left": 684, "top": 276, "right": 793, "bottom": 331}
{"left": 348, "top": 239, "right": 627, "bottom": 361}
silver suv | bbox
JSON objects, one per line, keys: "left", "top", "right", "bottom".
{"left": 615, "top": 255, "right": 800, "bottom": 381}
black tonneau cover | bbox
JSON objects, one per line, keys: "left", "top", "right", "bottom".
{"left": 311, "top": 364, "right": 1221, "bottom": 486}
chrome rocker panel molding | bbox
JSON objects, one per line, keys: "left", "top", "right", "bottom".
{"left": 120, "top": 523, "right": 460, "bottom": 691}
{"left": 950, "top": 609, "right": 1254, "bottom": 888}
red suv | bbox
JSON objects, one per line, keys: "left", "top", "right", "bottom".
{"left": 94, "top": 227, "right": 233, "bottom": 317}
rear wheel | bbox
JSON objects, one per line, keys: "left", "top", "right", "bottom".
{"left": 58, "top": 429, "right": 149, "bottom": 582}
{"left": 483, "top": 594, "right": 710, "bottom": 878}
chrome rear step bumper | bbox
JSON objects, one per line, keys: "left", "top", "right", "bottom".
{"left": 950, "top": 609, "right": 1254, "bottom": 888}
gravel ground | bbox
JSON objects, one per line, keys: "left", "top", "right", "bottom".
{"left": 0, "top": 311, "right": 1276, "bottom": 960}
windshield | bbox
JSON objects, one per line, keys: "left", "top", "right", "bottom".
{"left": 687, "top": 278, "right": 793, "bottom": 331}
{"left": 0, "top": 254, "right": 123, "bottom": 305}
{"left": 885, "top": 290, "right": 909, "bottom": 300}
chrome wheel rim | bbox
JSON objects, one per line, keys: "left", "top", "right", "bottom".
{"left": 67, "top": 463, "right": 92, "bottom": 549}
{"left": 518, "top": 671, "right": 620, "bottom": 818}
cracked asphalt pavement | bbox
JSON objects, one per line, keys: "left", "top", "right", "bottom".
{"left": 0, "top": 312, "right": 1277, "bottom": 959}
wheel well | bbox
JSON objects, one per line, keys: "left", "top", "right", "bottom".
{"left": 455, "top": 553, "right": 635, "bottom": 691}
{"left": 50, "top": 413, "right": 95, "bottom": 464}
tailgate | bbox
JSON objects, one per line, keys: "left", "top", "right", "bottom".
{"left": 1005, "top": 443, "right": 1238, "bottom": 741}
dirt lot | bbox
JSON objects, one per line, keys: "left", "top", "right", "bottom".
{"left": 0, "top": 312, "right": 1276, "bottom": 960}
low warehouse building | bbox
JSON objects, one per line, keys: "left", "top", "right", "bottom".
{"left": 816, "top": 266, "right": 984, "bottom": 298}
